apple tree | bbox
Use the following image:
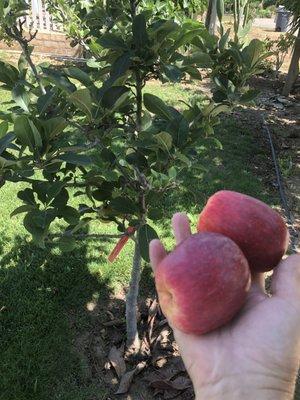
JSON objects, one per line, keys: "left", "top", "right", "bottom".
{"left": 0, "top": 0, "right": 266, "bottom": 348}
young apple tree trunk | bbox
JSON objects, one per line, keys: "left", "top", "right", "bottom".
{"left": 126, "top": 239, "right": 142, "bottom": 349}
{"left": 282, "top": 30, "right": 300, "bottom": 96}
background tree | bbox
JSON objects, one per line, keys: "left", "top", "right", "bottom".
{"left": 205, "top": 0, "right": 218, "bottom": 34}
{"left": 281, "top": 0, "right": 300, "bottom": 95}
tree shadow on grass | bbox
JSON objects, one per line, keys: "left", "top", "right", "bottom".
{"left": 0, "top": 232, "right": 125, "bottom": 400}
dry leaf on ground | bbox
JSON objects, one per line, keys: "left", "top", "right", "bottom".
{"left": 108, "top": 345, "right": 126, "bottom": 378}
{"left": 115, "top": 362, "right": 147, "bottom": 395}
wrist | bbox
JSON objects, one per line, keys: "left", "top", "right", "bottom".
{"left": 195, "top": 389, "right": 293, "bottom": 400}
{"left": 193, "top": 375, "right": 295, "bottom": 400}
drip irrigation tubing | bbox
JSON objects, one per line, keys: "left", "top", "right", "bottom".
{"left": 262, "top": 117, "right": 299, "bottom": 254}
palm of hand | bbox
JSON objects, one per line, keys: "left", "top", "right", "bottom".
{"left": 150, "top": 213, "right": 300, "bottom": 400}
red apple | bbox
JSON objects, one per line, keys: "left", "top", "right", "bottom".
{"left": 197, "top": 191, "right": 289, "bottom": 273}
{"left": 155, "top": 233, "right": 251, "bottom": 335}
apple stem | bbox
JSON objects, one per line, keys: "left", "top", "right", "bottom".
{"left": 126, "top": 239, "right": 141, "bottom": 350}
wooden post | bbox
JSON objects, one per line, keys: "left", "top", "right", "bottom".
{"left": 44, "top": 1, "right": 51, "bottom": 32}
{"left": 37, "top": 0, "right": 44, "bottom": 30}
{"left": 282, "top": 30, "right": 300, "bottom": 96}
{"left": 31, "top": 0, "right": 38, "bottom": 30}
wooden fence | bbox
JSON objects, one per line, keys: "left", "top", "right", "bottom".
{"left": 23, "top": 0, "right": 61, "bottom": 33}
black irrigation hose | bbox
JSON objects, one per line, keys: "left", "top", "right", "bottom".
{"left": 262, "top": 117, "right": 299, "bottom": 254}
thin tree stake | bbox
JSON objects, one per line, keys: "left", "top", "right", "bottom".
{"left": 126, "top": 240, "right": 141, "bottom": 349}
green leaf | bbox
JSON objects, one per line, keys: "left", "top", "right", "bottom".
{"left": 61, "top": 206, "right": 80, "bottom": 225}
{"left": 59, "top": 153, "right": 92, "bottom": 166}
{"left": 29, "top": 120, "right": 43, "bottom": 149}
{"left": 23, "top": 212, "right": 45, "bottom": 239}
{"left": 0, "top": 133, "right": 15, "bottom": 155}
{"left": 12, "top": 84, "right": 30, "bottom": 112}
{"left": 144, "top": 94, "right": 173, "bottom": 121}
{"left": 110, "top": 197, "right": 138, "bottom": 214}
{"left": 219, "top": 29, "right": 230, "bottom": 51}
{"left": 11, "top": 204, "right": 35, "bottom": 217}
{"left": 51, "top": 188, "right": 69, "bottom": 209}
{"left": 37, "top": 89, "right": 55, "bottom": 115}
{"left": 23, "top": 209, "right": 55, "bottom": 248}
{"left": 148, "top": 208, "right": 163, "bottom": 221}
{"left": 98, "top": 33, "right": 127, "bottom": 50}
{"left": 151, "top": 20, "right": 179, "bottom": 36}
{"left": 210, "top": 104, "right": 231, "bottom": 117}
{"left": 17, "top": 188, "right": 36, "bottom": 205}
{"left": 172, "top": 28, "right": 204, "bottom": 51}
{"left": 132, "top": 14, "right": 149, "bottom": 49}
{"left": 18, "top": 53, "right": 27, "bottom": 73}
{"left": 184, "top": 66, "right": 202, "bottom": 80}
{"left": 101, "top": 86, "right": 130, "bottom": 109}
{"left": 42, "top": 68, "right": 76, "bottom": 93}
{"left": 69, "top": 88, "right": 93, "bottom": 120}
{"left": 210, "top": 137, "right": 223, "bottom": 149}
{"left": 155, "top": 132, "right": 173, "bottom": 152}
{"left": 32, "top": 181, "right": 47, "bottom": 204}
{"left": 58, "top": 236, "right": 77, "bottom": 252}
{"left": 14, "top": 116, "right": 42, "bottom": 151}
{"left": 48, "top": 182, "right": 65, "bottom": 201}
{"left": 110, "top": 53, "right": 132, "bottom": 80}
{"left": 183, "top": 52, "right": 213, "bottom": 68}
{"left": 0, "top": 121, "right": 8, "bottom": 138}
{"left": 240, "top": 89, "right": 260, "bottom": 103}
{"left": 242, "top": 39, "right": 264, "bottom": 69}
{"left": 0, "top": 156, "right": 15, "bottom": 169}
{"left": 24, "top": 209, "right": 55, "bottom": 231}
{"left": 92, "top": 181, "right": 114, "bottom": 201}
{"left": 0, "top": 61, "right": 19, "bottom": 87}
{"left": 64, "top": 66, "right": 92, "bottom": 86}
{"left": 138, "top": 224, "right": 159, "bottom": 262}
{"left": 109, "top": 92, "right": 130, "bottom": 114}
{"left": 125, "top": 151, "right": 148, "bottom": 169}
{"left": 175, "top": 151, "right": 192, "bottom": 167}
{"left": 42, "top": 117, "right": 68, "bottom": 140}
{"left": 173, "top": 116, "right": 189, "bottom": 147}
{"left": 32, "top": 181, "right": 65, "bottom": 206}
{"left": 168, "top": 166, "right": 177, "bottom": 179}
{"left": 100, "top": 148, "right": 116, "bottom": 164}
{"left": 162, "top": 65, "right": 183, "bottom": 82}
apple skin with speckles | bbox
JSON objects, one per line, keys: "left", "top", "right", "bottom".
{"left": 197, "top": 191, "right": 289, "bottom": 273}
{"left": 155, "top": 233, "right": 251, "bottom": 335}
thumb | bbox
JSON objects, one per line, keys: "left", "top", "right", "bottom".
{"left": 271, "top": 254, "right": 300, "bottom": 305}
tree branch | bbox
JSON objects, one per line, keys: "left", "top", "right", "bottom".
{"left": 5, "top": 25, "right": 46, "bottom": 95}
{"left": 48, "top": 233, "right": 125, "bottom": 241}
{"left": 135, "top": 70, "right": 143, "bottom": 132}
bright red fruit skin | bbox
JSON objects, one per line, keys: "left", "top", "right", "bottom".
{"left": 197, "top": 191, "right": 289, "bottom": 273}
{"left": 155, "top": 233, "right": 251, "bottom": 335}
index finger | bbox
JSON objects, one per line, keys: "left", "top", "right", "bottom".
{"left": 172, "top": 213, "right": 192, "bottom": 245}
{"left": 150, "top": 239, "right": 167, "bottom": 272}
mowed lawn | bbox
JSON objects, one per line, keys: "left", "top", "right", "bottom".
{"left": 0, "top": 82, "right": 280, "bottom": 400}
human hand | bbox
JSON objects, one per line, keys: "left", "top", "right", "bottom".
{"left": 150, "top": 213, "right": 300, "bottom": 400}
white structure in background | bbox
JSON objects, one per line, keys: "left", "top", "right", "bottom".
{"left": 23, "top": 0, "right": 61, "bottom": 32}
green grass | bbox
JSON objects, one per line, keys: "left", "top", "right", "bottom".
{"left": 0, "top": 83, "right": 280, "bottom": 400}
{"left": 0, "top": 88, "right": 12, "bottom": 112}
{"left": 145, "top": 81, "right": 206, "bottom": 108}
